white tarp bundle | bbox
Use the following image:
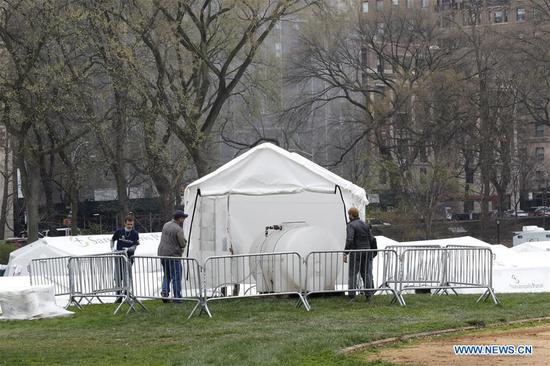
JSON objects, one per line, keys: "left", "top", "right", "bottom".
{"left": 5, "top": 232, "right": 162, "bottom": 276}
{"left": 0, "top": 283, "right": 73, "bottom": 320}
{"left": 183, "top": 143, "right": 369, "bottom": 264}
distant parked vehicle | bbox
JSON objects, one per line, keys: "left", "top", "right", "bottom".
{"left": 504, "top": 209, "right": 528, "bottom": 217}
{"left": 528, "top": 206, "right": 547, "bottom": 216}
{"left": 534, "top": 207, "right": 550, "bottom": 216}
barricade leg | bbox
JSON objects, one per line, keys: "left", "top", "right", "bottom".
{"left": 477, "top": 288, "right": 500, "bottom": 305}
{"left": 188, "top": 298, "right": 212, "bottom": 319}
{"left": 66, "top": 296, "right": 83, "bottom": 310}
{"left": 294, "top": 294, "right": 311, "bottom": 311}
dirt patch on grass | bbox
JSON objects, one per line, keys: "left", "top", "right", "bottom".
{"left": 364, "top": 325, "right": 550, "bottom": 366}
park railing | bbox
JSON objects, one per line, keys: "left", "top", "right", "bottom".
{"left": 443, "top": 247, "right": 499, "bottom": 304}
{"left": 383, "top": 245, "right": 443, "bottom": 291}
{"left": 396, "top": 247, "right": 499, "bottom": 305}
{"left": 202, "top": 252, "right": 310, "bottom": 311}
{"left": 303, "top": 249, "right": 403, "bottom": 306}
{"left": 131, "top": 256, "right": 206, "bottom": 319}
{"left": 25, "top": 245, "right": 499, "bottom": 317}
{"left": 67, "top": 254, "right": 146, "bottom": 315}
{"left": 29, "top": 256, "right": 72, "bottom": 299}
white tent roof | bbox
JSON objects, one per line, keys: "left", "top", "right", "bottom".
{"left": 182, "top": 143, "right": 369, "bottom": 262}
{"left": 5, "top": 233, "right": 161, "bottom": 276}
{"left": 400, "top": 236, "right": 491, "bottom": 247}
{"left": 184, "top": 143, "right": 368, "bottom": 206}
{"left": 511, "top": 241, "right": 550, "bottom": 253}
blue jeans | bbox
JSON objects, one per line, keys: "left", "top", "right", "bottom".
{"left": 161, "top": 258, "right": 183, "bottom": 298}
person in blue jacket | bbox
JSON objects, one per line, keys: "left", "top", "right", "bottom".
{"left": 110, "top": 214, "right": 140, "bottom": 303}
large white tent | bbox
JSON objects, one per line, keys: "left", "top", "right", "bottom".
{"left": 5, "top": 233, "right": 161, "bottom": 276}
{"left": 182, "top": 143, "right": 369, "bottom": 263}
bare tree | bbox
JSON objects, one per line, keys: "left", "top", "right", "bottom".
{"left": 102, "top": 0, "right": 320, "bottom": 177}
{"left": 0, "top": 123, "right": 14, "bottom": 238}
{"left": 286, "top": 6, "right": 468, "bottom": 236}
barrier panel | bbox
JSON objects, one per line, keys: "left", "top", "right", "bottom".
{"left": 382, "top": 245, "right": 441, "bottom": 292}
{"left": 68, "top": 255, "right": 146, "bottom": 315}
{"left": 397, "top": 247, "right": 499, "bottom": 305}
{"left": 202, "top": 252, "right": 310, "bottom": 311}
{"left": 444, "top": 247, "right": 499, "bottom": 304}
{"left": 29, "top": 256, "right": 71, "bottom": 299}
{"left": 131, "top": 256, "right": 208, "bottom": 319}
{"left": 303, "top": 249, "right": 404, "bottom": 306}
{"left": 24, "top": 246, "right": 499, "bottom": 317}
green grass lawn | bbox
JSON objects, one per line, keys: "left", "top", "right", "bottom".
{"left": 1, "top": 293, "right": 550, "bottom": 366}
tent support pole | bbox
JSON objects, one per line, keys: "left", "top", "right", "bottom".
{"left": 335, "top": 185, "right": 348, "bottom": 224}
{"left": 186, "top": 189, "right": 201, "bottom": 259}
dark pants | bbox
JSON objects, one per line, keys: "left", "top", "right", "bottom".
{"left": 161, "top": 258, "right": 183, "bottom": 298}
{"left": 114, "top": 256, "right": 132, "bottom": 299}
{"left": 348, "top": 252, "right": 374, "bottom": 298}
{"left": 114, "top": 257, "right": 127, "bottom": 295}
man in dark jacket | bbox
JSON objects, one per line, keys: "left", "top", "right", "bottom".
{"left": 110, "top": 214, "right": 140, "bottom": 303}
{"left": 343, "top": 207, "right": 375, "bottom": 300}
{"left": 158, "top": 210, "right": 188, "bottom": 302}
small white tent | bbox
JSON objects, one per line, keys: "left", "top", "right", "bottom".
{"left": 183, "top": 143, "right": 369, "bottom": 263}
{"left": 5, "top": 233, "right": 162, "bottom": 276}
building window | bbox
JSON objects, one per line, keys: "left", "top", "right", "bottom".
{"left": 362, "top": 0, "right": 369, "bottom": 13}
{"left": 393, "top": 0, "right": 399, "bottom": 6}
{"left": 516, "top": 7, "right": 525, "bottom": 21}
{"left": 494, "top": 9, "right": 508, "bottom": 23}
{"left": 421, "top": 0, "right": 428, "bottom": 8}
{"left": 407, "top": 0, "right": 413, "bottom": 8}
{"left": 419, "top": 167, "right": 427, "bottom": 175}
{"left": 536, "top": 147, "right": 545, "bottom": 161}
{"left": 536, "top": 170, "right": 544, "bottom": 181}
{"left": 536, "top": 123, "right": 545, "bottom": 137}
{"left": 463, "top": 9, "right": 480, "bottom": 25}
{"left": 377, "top": 0, "right": 384, "bottom": 10}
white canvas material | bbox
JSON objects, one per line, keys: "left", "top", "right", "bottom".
{"left": 5, "top": 233, "right": 162, "bottom": 276}
{"left": 0, "top": 284, "right": 73, "bottom": 320}
{"left": 182, "top": 143, "right": 369, "bottom": 264}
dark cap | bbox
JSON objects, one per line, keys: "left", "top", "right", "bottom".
{"left": 173, "top": 210, "right": 188, "bottom": 219}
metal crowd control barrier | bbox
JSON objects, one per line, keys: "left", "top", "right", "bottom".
{"left": 443, "top": 247, "right": 500, "bottom": 304}
{"left": 303, "top": 249, "right": 404, "bottom": 306}
{"left": 68, "top": 254, "right": 146, "bottom": 315}
{"left": 202, "top": 252, "right": 311, "bottom": 312}
{"left": 396, "top": 248, "right": 446, "bottom": 305}
{"left": 29, "top": 256, "right": 71, "bottom": 301}
{"left": 397, "top": 247, "right": 499, "bottom": 305}
{"left": 131, "top": 256, "right": 208, "bottom": 319}
{"left": 382, "top": 245, "right": 442, "bottom": 292}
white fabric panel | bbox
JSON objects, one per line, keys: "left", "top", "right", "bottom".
{"left": 183, "top": 143, "right": 369, "bottom": 236}
{"left": 227, "top": 192, "right": 346, "bottom": 255}
{"left": 5, "top": 233, "right": 162, "bottom": 276}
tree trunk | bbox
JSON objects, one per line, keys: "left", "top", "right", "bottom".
{"left": 189, "top": 141, "right": 212, "bottom": 178}
{"left": 0, "top": 174, "right": 9, "bottom": 240}
{"left": 113, "top": 168, "right": 128, "bottom": 224}
{"left": 0, "top": 136, "right": 11, "bottom": 239}
{"left": 38, "top": 152, "right": 56, "bottom": 221}
{"left": 18, "top": 152, "right": 41, "bottom": 243}
{"left": 70, "top": 185, "right": 79, "bottom": 235}
{"left": 150, "top": 173, "right": 174, "bottom": 223}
